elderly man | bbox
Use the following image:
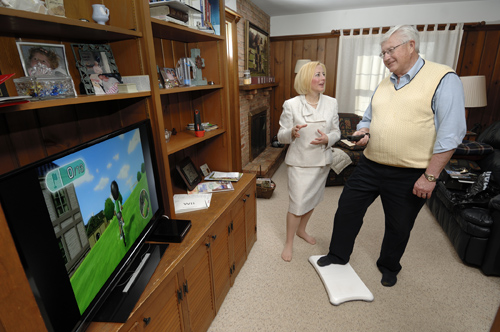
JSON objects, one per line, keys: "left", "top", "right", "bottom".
{"left": 317, "top": 25, "right": 466, "bottom": 287}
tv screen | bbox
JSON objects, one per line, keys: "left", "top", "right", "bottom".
{"left": 0, "top": 120, "right": 164, "bottom": 332}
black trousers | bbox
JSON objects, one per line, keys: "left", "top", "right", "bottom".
{"left": 328, "top": 155, "right": 427, "bottom": 274}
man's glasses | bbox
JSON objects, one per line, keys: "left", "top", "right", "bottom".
{"left": 379, "top": 41, "right": 409, "bottom": 58}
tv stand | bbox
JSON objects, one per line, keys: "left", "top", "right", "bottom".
{"left": 92, "top": 243, "right": 168, "bottom": 323}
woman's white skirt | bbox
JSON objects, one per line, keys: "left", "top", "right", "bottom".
{"left": 287, "top": 165, "right": 330, "bottom": 216}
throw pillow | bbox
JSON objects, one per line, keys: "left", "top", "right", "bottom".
{"left": 453, "top": 140, "right": 493, "bottom": 158}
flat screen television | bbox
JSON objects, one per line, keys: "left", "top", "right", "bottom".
{"left": 0, "top": 119, "right": 166, "bottom": 332}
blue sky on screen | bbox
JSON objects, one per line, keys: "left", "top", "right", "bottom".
{"left": 52, "top": 128, "right": 145, "bottom": 224}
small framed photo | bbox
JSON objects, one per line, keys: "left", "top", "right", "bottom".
{"left": 176, "top": 157, "right": 202, "bottom": 191}
{"left": 162, "top": 68, "right": 180, "bottom": 88}
{"left": 200, "top": 163, "right": 211, "bottom": 177}
{"left": 71, "top": 43, "right": 118, "bottom": 95}
{"left": 16, "top": 42, "right": 71, "bottom": 77}
{"left": 90, "top": 73, "right": 122, "bottom": 95}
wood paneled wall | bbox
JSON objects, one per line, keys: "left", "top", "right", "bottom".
{"left": 270, "top": 24, "right": 500, "bottom": 138}
{"left": 270, "top": 34, "right": 339, "bottom": 139}
{"left": 456, "top": 24, "right": 500, "bottom": 133}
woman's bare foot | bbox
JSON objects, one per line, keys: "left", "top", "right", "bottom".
{"left": 297, "top": 231, "right": 316, "bottom": 245}
{"left": 281, "top": 243, "right": 293, "bottom": 262}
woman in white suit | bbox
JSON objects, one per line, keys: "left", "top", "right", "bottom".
{"left": 278, "top": 61, "right": 341, "bottom": 262}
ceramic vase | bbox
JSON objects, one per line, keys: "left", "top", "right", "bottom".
{"left": 92, "top": 4, "right": 109, "bottom": 25}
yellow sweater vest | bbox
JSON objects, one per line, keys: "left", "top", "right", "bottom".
{"left": 364, "top": 61, "right": 454, "bottom": 168}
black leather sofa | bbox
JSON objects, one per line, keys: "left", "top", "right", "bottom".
{"left": 427, "top": 121, "right": 500, "bottom": 276}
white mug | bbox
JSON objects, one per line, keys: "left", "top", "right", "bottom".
{"left": 92, "top": 4, "right": 109, "bottom": 25}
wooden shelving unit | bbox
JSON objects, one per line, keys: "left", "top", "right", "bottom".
{"left": 0, "top": 1, "right": 256, "bottom": 332}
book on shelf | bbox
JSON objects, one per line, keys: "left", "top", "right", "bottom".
{"left": 173, "top": 193, "right": 212, "bottom": 214}
{"left": 186, "top": 122, "right": 218, "bottom": 132}
{"left": 187, "top": 181, "right": 234, "bottom": 194}
{"left": 204, "top": 171, "right": 243, "bottom": 182}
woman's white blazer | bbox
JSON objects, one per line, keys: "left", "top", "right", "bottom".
{"left": 277, "top": 94, "right": 340, "bottom": 167}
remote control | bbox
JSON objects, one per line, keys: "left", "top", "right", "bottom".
{"left": 346, "top": 134, "right": 365, "bottom": 142}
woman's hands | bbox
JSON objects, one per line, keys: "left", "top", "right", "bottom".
{"left": 311, "top": 130, "right": 328, "bottom": 145}
{"left": 292, "top": 124, "right": 328, "bottom": 145}
{"left": 292, "top": 124, "right": 307, "bottom": 138}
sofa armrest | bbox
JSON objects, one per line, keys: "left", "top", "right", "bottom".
{"left": 490, "top": 194, "right": 500, "bottom": 210}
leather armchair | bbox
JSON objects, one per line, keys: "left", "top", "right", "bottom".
{"left": 427, "top": 121, "right": 500, "bottom": 276}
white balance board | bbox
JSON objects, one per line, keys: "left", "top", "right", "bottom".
{"left": 309, "top": 255, "right": 374, "bottom": 305}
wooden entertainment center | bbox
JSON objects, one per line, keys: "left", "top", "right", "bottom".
{"left": 0, "top": 1, "right": 256, "bottom": 331}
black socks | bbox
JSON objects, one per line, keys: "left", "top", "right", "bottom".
{"left": 378, "top": 265, "right": 398, "bottom": 287}
{"left": 381, "top": 273, "right": 397, "bottom": 287}
{"left": 317, "top": 254, "right": 346, "bottom": 267}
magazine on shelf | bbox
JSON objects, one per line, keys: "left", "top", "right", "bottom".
{"left": 173, "top": 193, "right": 212, "bottom": 214}
{"left": 188, "top": 181, "right": 234, "bottom": 194}
{"left": 204, "top": 171, "right": 242, "bottom": 182}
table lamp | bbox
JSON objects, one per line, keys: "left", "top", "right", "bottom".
{"left": 295, "top": 59, "right": 311, "bottom": 73}
{"left": 460, "top": 75, "right": 487, "bottom": 134}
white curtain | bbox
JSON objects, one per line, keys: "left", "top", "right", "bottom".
{"left": 335, "top": 24, "right": 464, "bottom": 116}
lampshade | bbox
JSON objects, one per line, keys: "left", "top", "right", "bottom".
{"left": 461, "top": 75, "right": 487, "bottom": 108}
{"left": 295, "top": 59, "right": 311, "bottom": 73}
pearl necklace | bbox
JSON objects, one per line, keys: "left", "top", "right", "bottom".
{"left": 306, "top": 98, "right": 319, "bottom": 106}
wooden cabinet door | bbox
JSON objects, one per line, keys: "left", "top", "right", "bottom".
{"left": 142, "top": 273, "right": 184, "bottom": 332}
{"left": 244, "top": 183, "right": 257, "bottom": 253}
{"left": 209, "top": 211, "right": 231, "bottom": 312}
{"left": 182, "top": 238, "right": 215, "bottom": 332}
{"left": 230, "top": 196, "right": 247, "bottom": 283}
{"left": 122, "top": 271, "right": 184, "bottom": 332}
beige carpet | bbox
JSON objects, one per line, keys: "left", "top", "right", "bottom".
{"left": 208, "top": 161, "right": 500, "bottom": 332}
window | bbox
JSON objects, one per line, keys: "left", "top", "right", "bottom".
{"left": 335, "top": 24, "right": 463, "bottom": 116}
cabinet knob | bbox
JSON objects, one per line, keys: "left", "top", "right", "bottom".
{"left": 205, "top": 242, "right": 211, "bottom": 248}
{"left": 143, "top": 317, "right": 151, "bottom": 326}
{"left": 212, "top": 235, "right": 217, "bottom": 240}
{"left": 243, "top": 198, "right": 247, "bottom": 202}
{"left": 246, "top": 193, "right": 250, "bottom": 197}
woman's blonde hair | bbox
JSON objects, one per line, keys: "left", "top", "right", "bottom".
{"left": 294, "top": 61, "right": 326, "bottom": 95}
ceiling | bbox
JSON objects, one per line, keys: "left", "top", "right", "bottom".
{"left": 250, "top": 0, "right": 476, "bottom": 17}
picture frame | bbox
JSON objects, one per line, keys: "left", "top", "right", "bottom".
{"left": 176, "top": 157, "right": 202, "bottom": 191}
{"left": 16, "top": 41, "right": 71, "bottom": 77}
{"left": 245, "top": 21, "right": 269, "bottom": 77}
{"left": 90, "top": 73, "right": 122, "bottom": 95}
{"left": 71, "top": 43, "right": 118, "bottom": 95}
{"left": 200, "top": 163, "right": 211, "bottom": 177}
{"left": 161, "top": 68, "right": 180, "bottom": 88}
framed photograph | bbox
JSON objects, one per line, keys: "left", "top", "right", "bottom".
{"left": 176, "top": 156, "right": 202, "bottom": 191}
{"left": 161, "top": 68, "right": 180, "bottom": 88}
{"left": 245, "top": 21, "right": 269, "bottom": 77}
{"left": 16, "top": 42, "right": 70, "bottom": 77}
{"left": 71, "top": 43, "right": 118, "bottom": 95}
{"left": 90, "top": 73, "right": 122, "bottom": 95}
{"left": 200, "top": 163, "right": 211, "bottom": 177}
